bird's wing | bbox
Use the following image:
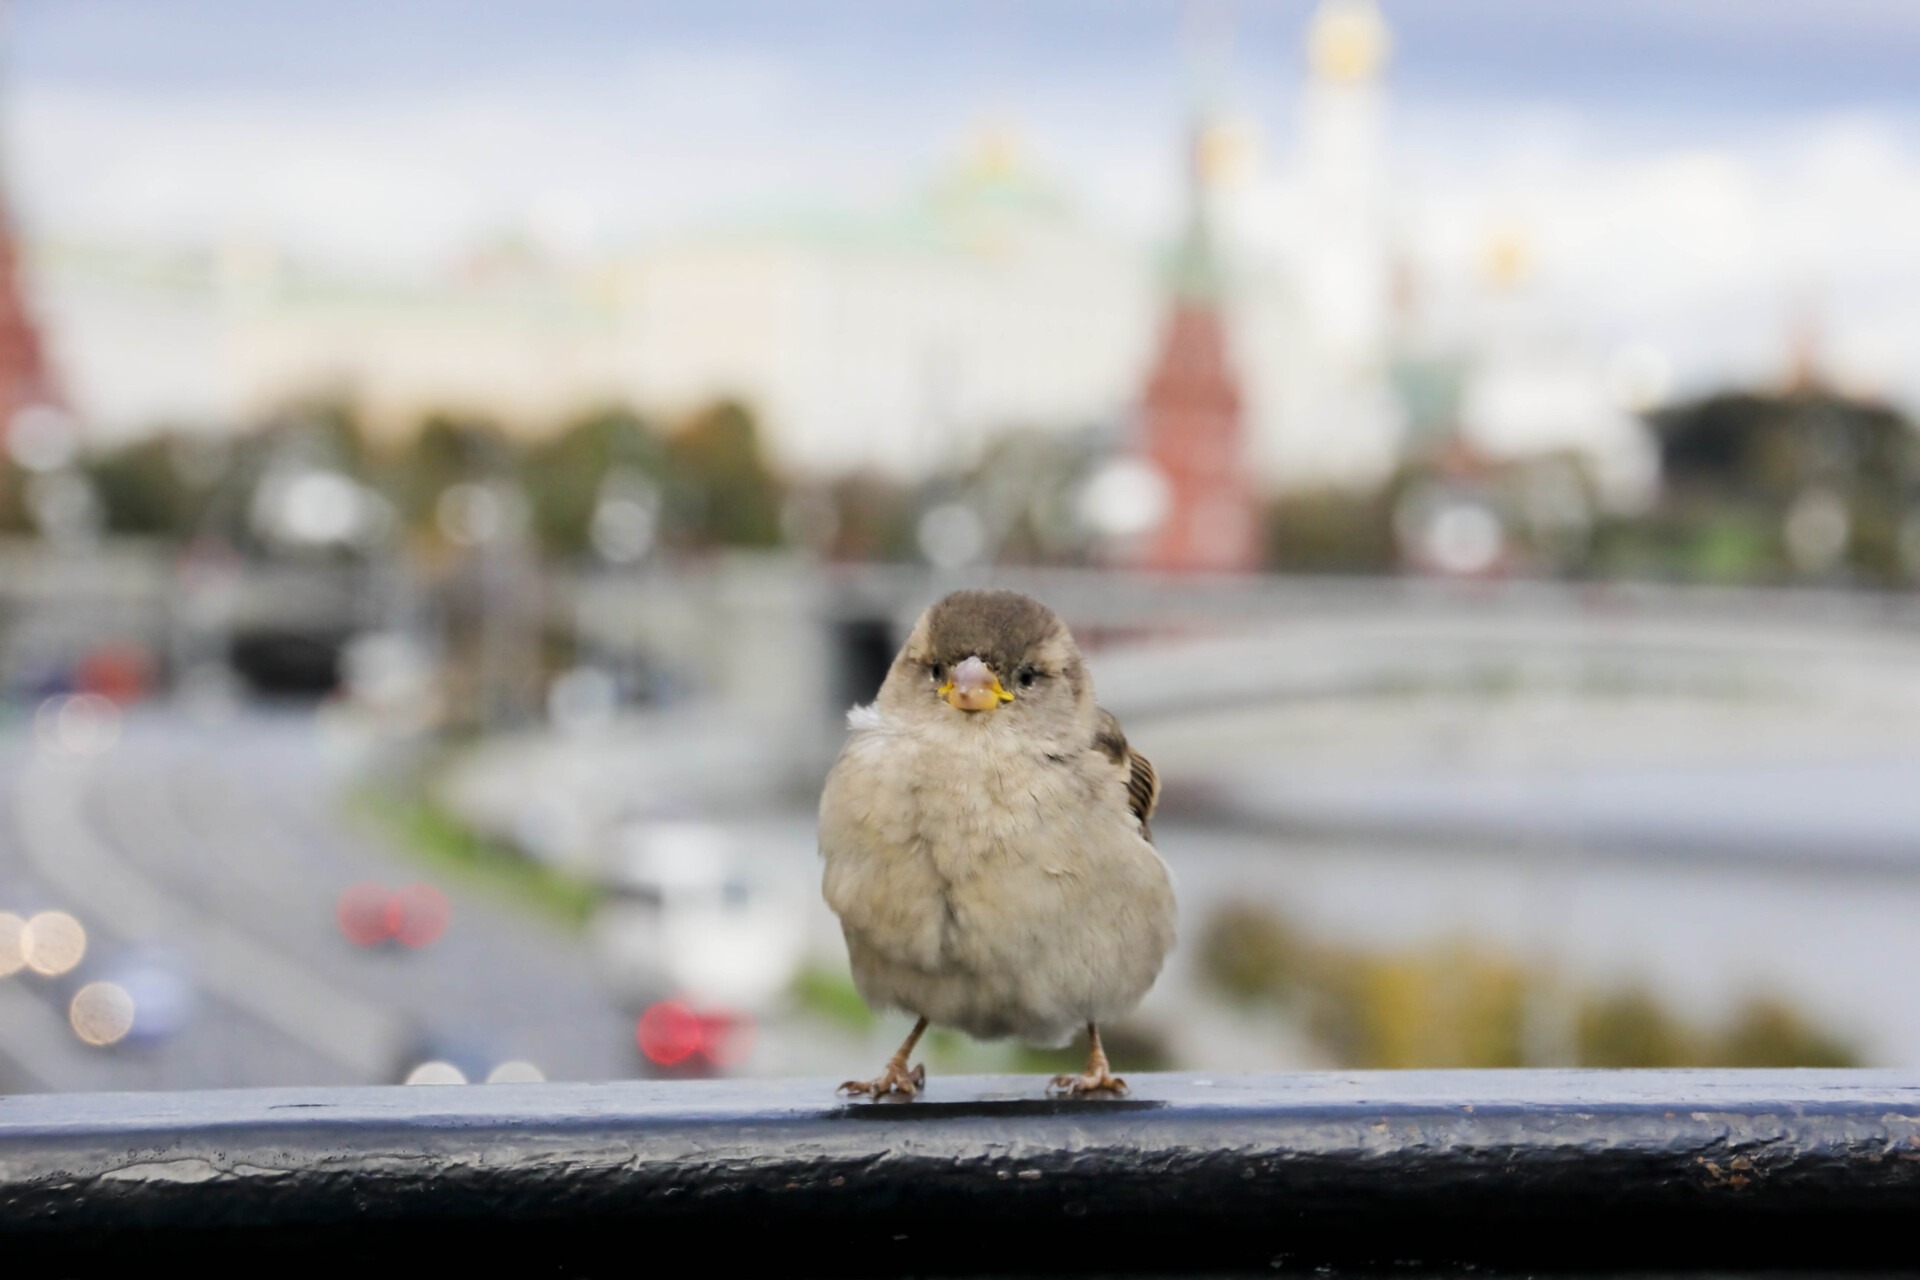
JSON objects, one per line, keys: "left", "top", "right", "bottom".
{"left": 1093, "top": 706, "right": 1160, "bottom": 839}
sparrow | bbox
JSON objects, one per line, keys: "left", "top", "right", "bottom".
{"left": 819, "top": 588, "right": 1176, "bottom": 1099}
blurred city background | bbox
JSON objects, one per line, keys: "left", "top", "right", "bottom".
{"left": 2, "top": 0, "right": 1919, "bottom": 1091}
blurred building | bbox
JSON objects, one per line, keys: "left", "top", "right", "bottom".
{"left": 24, "top": 0, "right": 1652, "bottom": 513}
{"left": 1228, "top": 0, "right": 1402, "bottom": 488}
{"left": 613, "top": 143, "right": 1155, "bottom": 477}
{"left": 1131, "top": 101, "right": 1260, "bottom": 574}
{"left": 0, "top": 208, "right": 60, "bottom": 433}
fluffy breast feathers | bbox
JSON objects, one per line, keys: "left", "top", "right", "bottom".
{"left": 819, "top": 694, "right": 1176, "bottom": 1045}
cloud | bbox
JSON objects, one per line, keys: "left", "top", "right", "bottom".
{"left": 12, "top": 10, "right": 1920, "bottom": 416}
{"left": 6, "top": 46, "right": 922, "bottom": 273}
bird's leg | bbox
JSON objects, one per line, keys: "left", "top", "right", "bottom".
{"left": 1048, "top": 1022, "right": 1129, "bottom": 1097}
{"left": 838, "top": 1016, "right": 930, "bottom": 1100}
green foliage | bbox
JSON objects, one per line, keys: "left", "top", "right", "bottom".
{"left": 820, "top": 472, "right": 916, "bottom": 560}
{"left": 1645, "top": 389, "right": 1920, "bottom": 585}
{"left": 1198, "top": 903, "right": 1860, "bottom": 1070}
{"left": 84, "top": 437, "right": 196, "bottom": 535}
{"left": 391, "top": 414, "right": 513, "bottom": 531}
{"left": 351, "top": 785, "right": 600, "bottom": 928}
{"left": 668, "top": 400, "right": 783, "bottom": 547}
{"left": 1197, "top": 902, "right": 1307, "bottom": 1003}
{"left": 790, "top": 966, "right": 877, "bottom": 1031}
{"left": 1685, "top": 510, "right": 1778, "bottom": 583}
{"left": 1576, "top": 987, "right": 1693, "bottom": 1067}
{"left": 520, "top": 406, "right": 661, "bottom": 554}
{"left": 945, "top": 428, "right": 1109, "bottom": 564}
{"left": 1713, "top": 997, "right": 1858, "bottom": 1068}
{"left": 1265, "top": 488, "right": 1396, "bottom": 574}
{"left": 0, "top": 459, "right": 32, "bottom": 532}
{"left": 1308, "top": 944, "right": 1528, "bottom": 1070}
{"left": 1012, "top": 1022, "right": 1173, "bottom": 1075}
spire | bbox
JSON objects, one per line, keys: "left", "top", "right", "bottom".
{"left": 1125, "top": 2, "right": 1260, "bottom": 575}
{"left": 1307, "top": 0, "right": 1391, "bottom": 85}
{"left": 1168, "top": 119, "right": 1224, "bottom": 302}
{"left": 1168, "top": 1, "right": 1235, "bottom": 302}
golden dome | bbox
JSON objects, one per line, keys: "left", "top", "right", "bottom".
{"left": 1483, "top": 226, "right": 1534, "bottom": 290}
{"left": 1308, "top": 0, "right": 1391, "bottom": 84}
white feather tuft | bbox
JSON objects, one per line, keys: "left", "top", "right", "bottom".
{"left": 845, "top": 702, "right": 886, "bottom": 731}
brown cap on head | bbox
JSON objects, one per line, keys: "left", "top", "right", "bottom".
{"left": 922, "top": 589, "right": 1065, "bottom": 675}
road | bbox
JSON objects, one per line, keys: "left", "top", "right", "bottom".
{"left": 0, "top": 703, "right": 638, "bottom": 1093}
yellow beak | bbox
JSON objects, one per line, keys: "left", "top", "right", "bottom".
{"left": 939, "top": 655, "right": 1014, "bottom": 713}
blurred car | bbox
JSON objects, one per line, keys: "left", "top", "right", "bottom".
{"left": 589, "top": 820, "right": 808, "bottom": 1038}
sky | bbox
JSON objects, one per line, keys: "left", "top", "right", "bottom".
{"left": 6, "top": 0, "right": 1920, "bottom": 404}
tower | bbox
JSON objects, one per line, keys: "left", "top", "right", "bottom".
{"left": 0, "top": 200, "right": 58, "bottom": 438}
{"left": 1246, "top": 0, "right": 1400, "bottom": 488}
{"left": 1131, "top": 103, "right": 1261, "bottom": 574}
{"left": 0, "top": 3, "right": 62, "bottom": 459}
{"left": 1297, "top": 0, "right": 1391, "bottom": 358}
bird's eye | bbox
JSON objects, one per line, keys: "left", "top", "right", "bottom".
{"left": 930, "top": 663, "right": 946, "bottom": 683}
{"left": 1017, "top": 666, "right": 1039, "bottom": 689}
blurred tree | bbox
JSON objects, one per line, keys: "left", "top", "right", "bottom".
{"left": 393, "top": 413, "right": 515, "bottom": 536}
{"left": 1016, "top": 1020, "right": 1172, "bottom": 1075}
{"left": 1196, "top": 902, "right": 1305, "bottom": 1003}
{"left": 1265, "top": 488, "right": 1395, "bottom": 574}
{"left": 667, "top": 400, "right": 783, "bottom": 548}
{"left": 1195, "top": 904, "right": 1859, "bottom": 1070}
{"left": 1316, "top": 946, "right": 1527, "bottom": 1069}
{"left": 1712, "top": 997, "right": 1858, "bottom": 1068}
{"left": 945, "top": 427, "right": 1108, "bottom": 565}
{"left": 521, "top": 406, "right": 665, "bottom": 556}
{"left": 815, "top": 472, "right": 916, "bottom": 561}
{"left": 84, "top": 436, "right": 195, "bottom": 536}
{"left": 0, "top": 459, "right": 30, "bottom": 532}
{"left": 1649, "top": 388, "right": 1918, "bottom": 584}
{"left": 1576, "top": 986, "right": 1694, "bottom": 1067}
{"left": 291, "top": 398, "right": 371, "bottom": 473}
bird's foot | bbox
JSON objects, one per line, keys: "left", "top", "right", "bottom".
{"left": 838, "top": 1061, "right": 926, "bottom": 1101}
{"left": 1047, "top": 1069, "right": 1129, "bottom": 1098}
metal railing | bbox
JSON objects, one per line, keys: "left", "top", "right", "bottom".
{"left": 4, "top": 1069, "right": 1919, "bottom": 1273}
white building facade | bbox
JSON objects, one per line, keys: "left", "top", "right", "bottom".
{"left": 29, "top": 0, "right": 1651, "bottom": 505}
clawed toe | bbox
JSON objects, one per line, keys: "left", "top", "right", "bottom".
{"left": 1047, "top": 1070, "right": 1129, "bottom": 1098}
{"left": 838, "top": 1061, "right": 926, "bottom": 1100}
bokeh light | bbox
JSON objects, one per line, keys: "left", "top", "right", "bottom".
{"left": 118, "top": 957, "right": 196, "bottom": 1045}
{"left": 391, "top": 884, "right": 451, "bottom": 949}
{"left": 636, "top": 1000, "right": 753, "bottom": 1068}
{"left": 0, "top": 912, "right": 26, "bottom": 978}
{"left": 33, "top": 694, "right": 123, "bottom": 756}
{"left": 484, "top": 1060, "right": 546, "bottom": 1084}
{"left": 404, "top": 1060, "right": 468, "bottom": 1085}
{"left": 699, "top": 1010, "right": 755, "bottom": 1069}
{"left": 336, "top": 882, "right": 394, "bottom": 947}
{"left": 69, "top": 981, "right": 136, "bottom": 1047}
{"left": 22, "top": 910, "right": 87, "bottom": 976}
{"left": 637, "top": 999, "right": 703, "bottom": 1066}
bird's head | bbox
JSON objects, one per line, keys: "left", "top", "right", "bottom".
{"left": 878, "top": 589, "right": 1093, "bottom": 743}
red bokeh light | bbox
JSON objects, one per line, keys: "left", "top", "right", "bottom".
{"left": 390, "top": 883, "right": 451, "bottom": 948}
{"left": 636, "top": 1000, "right": 754, "bottom": 1068}
{"left": 637, "top": 1000, "right": 704, "bottom": 1065}
{"left": 698, "top": 1009, "right": 754, "bottom": 1067}
{"left": 336, "top": 882, "right": 394, "bottom": 947}
{"left": 75, "top": 645, "right": 153, "bottom": 705}
{"left": 337, "top": 882, "right": 450, "bottom": 949}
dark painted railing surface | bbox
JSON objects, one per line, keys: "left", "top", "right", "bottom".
{"left": 4, "top": 1070, "right": 1920, "bottom": 1274}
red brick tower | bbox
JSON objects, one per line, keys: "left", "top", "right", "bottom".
{"left": 0, "top": 200, "right": 59, "bottom": 443}
{"left": 1132, "top": 120, "right": 1260, "bottom": 574}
